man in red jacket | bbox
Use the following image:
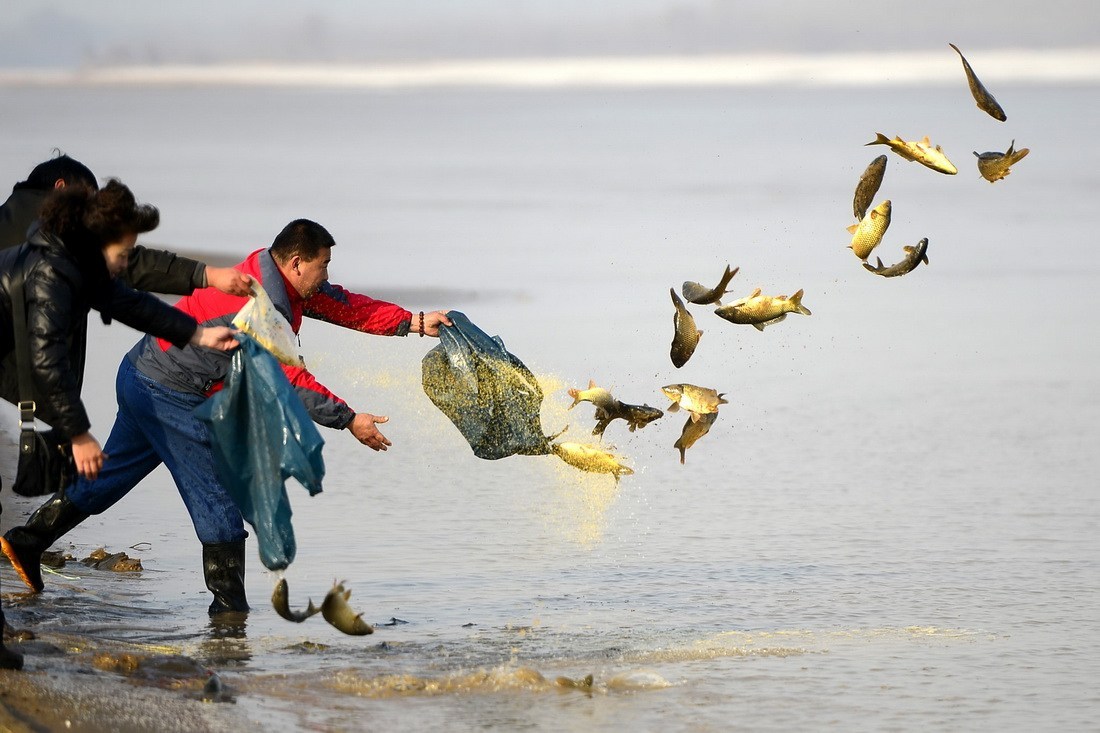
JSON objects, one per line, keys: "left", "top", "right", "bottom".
{"left": 2, "top": 219, "right": 451, "bottom": 615}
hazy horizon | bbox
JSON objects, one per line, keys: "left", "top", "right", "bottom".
{"left": 3, "top": 0, "right": 1098, "bottom": 70}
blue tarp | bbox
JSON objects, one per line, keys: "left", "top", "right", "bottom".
{"left": 194, "top": 334, "right": 325, "bottom": 571}
{"left": 421, "top": 311, "right": 552, "bottom": 460}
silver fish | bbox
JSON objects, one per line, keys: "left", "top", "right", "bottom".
{"left": 272, "top": 578, "right": 321, "bottom": 623}
{"left": 682, "top": 264, "right": 740, "bottom": 305}
{"left": 853, "top": 155, "right": 888, "bottom": 221}
{"left": 674, "top": 412, "right": 718, "bottom": 464}
{"left": 974, "top": 140, "right": 1030, "bottom": 183}
{"left": 949, "top": 43, "right": 1007, "bottom": 122}
{"left": 321, "top": 580, "right": 374, "bottom": 635}
{"left": 863, "top": 238, "right": 930, "bottom": 278}
{"left": 670, "top": 288, "right": 702, "bottom": 368}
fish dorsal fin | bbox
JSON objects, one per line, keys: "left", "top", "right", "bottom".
{"left": 749, "top": 287, "right": 761, "bottom": 298}
{"left": 847, "top": 223, "right": 858, "bottom": 234}
{"left": 588, "top": 379, "right": 597, "bottom": 389}
{"left": 902, "top": 246, "right": 914, "bottom": 254}
{"left": 876, "top": 257, "right": 884, "bottom": 268}
{"left": 921, "top": 136, "right": 931, "bottom": 145}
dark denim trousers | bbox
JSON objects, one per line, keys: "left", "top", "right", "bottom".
{"left": 66, "top": 358, "right": 247, "bottom": 545}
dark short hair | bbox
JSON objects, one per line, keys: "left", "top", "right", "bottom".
{"left": 270, "top": 219, "right": 336, "bottom": 263}
{"left": 22, "top": 153, "right": 98, "bottom": 191}
{"left": 39, "top": 178, "right": 159, "bottom": 244}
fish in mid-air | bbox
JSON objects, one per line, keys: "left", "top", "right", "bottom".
{"left": 682, "top": 264, "right": 740, "bottom": 305}
{"left": 863, "top": 238, "right": 930, "bottom": 278}
{"left": 591, "top": 401, "right": 664, "bottom": 438}
{"left": 567, "top": 380, "right": 618, "bottom": 412}
{"left": 847, "top": 199, "right": 892, "bottom": 261}
{"left": 949, "top": 42, "right": 1007, "bottom": 121}
{"left": 321, "top": 581, "right": 374, "bottom": 635}
{"left": 551, "top": 441, "right": 634, "bottom": 481}
{"left": 974, "top": 140, "right": 1030, "bottom": 183}
{"left": 853, "top": 155, "right": 888, "bottom": 221}
{"left": 661, "top": 383, "right": 727, "bottom": 422}
{"left": 673, "top": 412, "right": 718, "bottom": 465}
{"left": 670, "top": 288, "right": 702, "bottom": 368}
{"left": 713, "top": 288, "right": 811, "bottom": 331}
{"left": 866, "top": 133, "right": 958, "bottom": 175}
{"left": 272, "top": 578, "right": 321, "bottom": 623}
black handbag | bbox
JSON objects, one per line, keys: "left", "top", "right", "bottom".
{"left": 8, "top": 245, "right": 75, "bottom": 496}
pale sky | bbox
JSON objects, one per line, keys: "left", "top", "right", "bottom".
{"left": 3, "top": 0, "right": 1097, "bottom": 69}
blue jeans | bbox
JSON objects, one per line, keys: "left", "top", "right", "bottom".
{"left": 66, "top": 358, "right": 247, "bottom": 545}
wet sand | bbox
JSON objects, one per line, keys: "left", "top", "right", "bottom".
{"left": 0, "top": 625, "right": 260, "bottom": 733}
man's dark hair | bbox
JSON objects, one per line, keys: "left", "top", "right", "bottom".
{"left": 270, "top": 219, "right": 336, "bottom": 263}
{"left": 18, "top": 152, "right": 98, "bottom": 191}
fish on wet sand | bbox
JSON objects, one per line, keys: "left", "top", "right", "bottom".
{"left": 551, "top": 441, "right": 634, "bottom": 481}
{"left": 272, "top": 578, "right": 321, "bottom": 623}
{"left": 682, "top": 264, "right": 740, "bottom": 305}
{"left": 713, "top": 288, "right": 811, "bottom": 332}
{"left": 949, "top": 42, "right": 1007, "bottom": 121}
{"left": 853, "top": 155, "right": 888, "bottom": 221}
{"left": 674, "top": 412, "right": 718, "bottom": 464}
{"left": 592, "top": 401, "right": 664, "bottom": 438}
{"left": 670, "top": 288, "right": 702, "bottom": 368}
{"left": 321, "top": 581, "right": 374, "bottom": 635}
{"left": 847, "top": 199, "right": 892, "bottom": 261}
{"left": 661, "top": 383, "right": 727, "bottom": 422}
{"left": 556, "top": 674, "right": 595, "bottom": 690}
{"left": 863, "top": 238, "right": 930, "bottom": 278}
{"left": 866, "top": 133, "right": 958, "bottom": 175}
{"left": 567, "top": 380, "right": 618, "bottom": 412}
{"left": 974, "top": 140, "right": 1030, "bottom": 183}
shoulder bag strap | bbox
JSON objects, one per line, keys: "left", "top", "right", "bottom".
{"left": 9, "top": 244, "right": 38, "bottom": 430}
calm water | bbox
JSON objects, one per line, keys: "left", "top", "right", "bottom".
{"left": 2, "top": 80, "right": 1099, "bottom": 731}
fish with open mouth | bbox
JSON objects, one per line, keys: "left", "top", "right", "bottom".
{"left": 863, "top": 238, "right": 930, "bottom": 278}
{"left": 949, "top": 42, "right": 1007, "bottom": 121}
{"left": 682, "top": 264, "right": 739, "bottom": 305}
{"left": 974, "top": 140, "right": 1030, "bottom": 183}
{"left": 661, "top": 383, "right": 727, "bottom": 423}
{"left": 866, "top": 133, "right": 958, "bottom": 175}
{"left": 272, "top": 578, "right": 321, "bottom": 623}
{"left": 322, "top": 581, "right": 374, "bottom": 635}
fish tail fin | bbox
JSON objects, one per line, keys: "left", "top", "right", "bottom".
{"left": 862, "top": 261, "right": 877, "bottom": 273}
{"left": 1011, "top": 146, "right": 1031, "bottom": 164}
{"left": 677, "top": 445, "right": 686, "bottom": 464}
{"left": 865, "top": 132, "right": 889, "bottom": 147}
{"left": 717, "top": 393, "right": 729, "bottom": 405}
{"left": 948, "top": 42, "right": 961, "bottom": 55}
{"left": 717, "top": 264, "right": 739, "bottom": 292}
{"left": 567, "top": 388, "right": 580, "bottom": 409}
{"left": 790, "top": 289, "right": 812, "bottom": 316}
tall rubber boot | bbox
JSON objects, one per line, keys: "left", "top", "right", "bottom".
{"left": 202, "top": 541, "right": 250, "bottom": 615}
{"left": 1, "top": 492, "right": 89, "bottom": 593}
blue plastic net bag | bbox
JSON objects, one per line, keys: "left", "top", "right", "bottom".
{"left": 422, "top": 311, "right": 552, "bottom": 460}
{"left": 194, "top": 334, "right": 325, "bottom": 571}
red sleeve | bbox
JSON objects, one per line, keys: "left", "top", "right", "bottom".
{"left": 304, "top": 281, "right": 412, "bottom": 335}
{"left": 282, "top": 363, "right": 355, "bottom": 429}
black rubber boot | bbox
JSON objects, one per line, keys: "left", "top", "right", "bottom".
{"left": 202, "top": 541, "right": 250, "bottom": 615}
{"left": 1, "top": 492, "right": 89, "bottom": 593}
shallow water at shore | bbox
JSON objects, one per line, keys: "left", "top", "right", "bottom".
{"left": 2, "top": 81, "right": 1100, "bottom": 730}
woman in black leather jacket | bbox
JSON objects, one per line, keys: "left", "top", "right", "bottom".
{"left": 0, "top": 179, "right": 238, "bottom": 670}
